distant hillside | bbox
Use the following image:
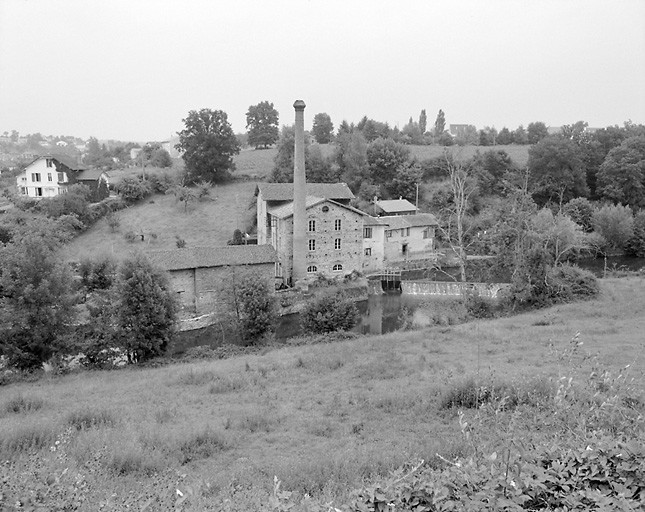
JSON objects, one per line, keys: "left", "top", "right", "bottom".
{"left": 232, "top": 144, "right": 530, "bottom": 181}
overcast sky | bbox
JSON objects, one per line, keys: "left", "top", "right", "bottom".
{"left": 1, "top": 0, "right": 644, "bottom": 142}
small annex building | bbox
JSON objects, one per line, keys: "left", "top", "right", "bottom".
{"left": 147, "top": 245, "right": 277, "bottom": 316}
{"left": 374, "top": 198, "right": 418, "bottom": 216}
{"left": 16, "top": 155, "right": 109, "bottom": 202}
{"left": 380, "top": 213, "right": 438, "bottom": 263}
{"left": 267, "top": 197, "right": 365, "bottom": 282}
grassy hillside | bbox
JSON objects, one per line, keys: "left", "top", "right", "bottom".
{"left": 60, "top": 181, "right": 259, "bottom": 262}
{"left": 1, "top": 278, "right": 643, "bottom": 510}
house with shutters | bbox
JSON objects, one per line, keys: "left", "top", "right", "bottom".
{"left": 16, "top": 155, "right": 109, "bottom": 202}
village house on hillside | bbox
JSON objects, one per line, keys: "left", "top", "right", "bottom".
{"left": 147, "top": 245, "right": 276, "bottom": 316}
{"left": 375, "top": 198, "right": 418, "bottom": 216}
{"left": 16, "top": 155, "right": 109, "bottom": 202}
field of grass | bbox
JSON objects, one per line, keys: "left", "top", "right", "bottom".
{"left": 60, "top": 180, "right": 259, "bottom": 262}
{"left": 1, "top": 277, "right": 643, "bottom": 510}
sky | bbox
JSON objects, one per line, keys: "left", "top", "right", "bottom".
{"left": 1, "top": 0, "right": 644, "bottom": 142}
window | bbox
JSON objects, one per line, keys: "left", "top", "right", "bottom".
{"left": 308, "top": 239, "right": 316, "bottom": 251}
{"left": 57, "top": 172, "right": 64, "bottom": 182}
{"left": 333, "top": 264, "right": 343, "bottom": 272}
{"left": 19, "top": 187, "right": 26, "bottom": 195}
{"left": 46, "top": 158, "right": 53, "bottom": 168}
{"left": 322, "top": 205, "right": 329, "bottom": 213}
{"left": 334, "top": 238, "right": 341, "bottom": 250}
{"left": 35, "top": 187, "right": 43, "bottom": 197}
{"left": 400, "top": 228, "right": 405, "bottom": 237}
{"left": 334, "top": 219, "right": 341, "bottom": 230}
{"left": 47, "top": 173, "right": 52, "bottom": 182}
{"left": 364, "top": 248, "right": 372, "bottom": 256}
{"left": 307, "top": 265, "right": 317, "bottom": 273}
{"left": 308, "top": 219, "right": 316, "bottom": 232}
{"left": 423, "top": 228, "right": 431, "bottom": 239}
{"left": 31, "top": 173, "right": 41, "bottom": 182}
{"left": 386, "top": 230, "right": 392, "bottom": 238}
{"left": 406, "top": 227, "right": 410, "bottom": 236}
{"left": 363, "top": 227, "right": 372, "bottom": 238}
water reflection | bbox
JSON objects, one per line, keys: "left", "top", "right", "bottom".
{"left": 276, "top": 293, "right": 442, "bottom": 339}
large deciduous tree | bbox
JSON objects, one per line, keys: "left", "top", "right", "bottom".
{"left": 596, "top": 136, "right": 645, "bottom": 210}
{"left": 528, "top": 136, "right": 588, "bottom": 206}
{"left": 113, "top": 255, "right": 177, "bottom": 363}
{"left": 527, "top": 122, "right": 549, "bottom": 144}
{"left": 311, "top": 113, "right": 334, "bottom": 144}
{"left": 176, "top": 108, "right": 240, "bottom": 184}
{"left": 366, "top": 137, "right": 410, "bottom": 186}
{"left": 0, "top": 229, "right": 77, "bottom": 370}
{"left": 246, "top": 101, "right": 279, "bottom": 149}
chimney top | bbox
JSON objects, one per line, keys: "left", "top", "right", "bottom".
{"left": 293, "top": 100, "right": 306, "bottom": 110}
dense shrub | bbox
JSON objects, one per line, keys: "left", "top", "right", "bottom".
{"left": 462, "top": 293, "right": 498, "bottom": 319}
{"left": 78, "top": 256, "right": 117, "bottom": 292}
{"left": 146, "top": 171, "right": 176, "bottom": 194}
{"left": 301, "top": 294, "right": 358, "bottom": 334}
{"left": 116, "top": 175, "right": 153, "bottom": 203}
{"left": 546, "top": 263, "right": 600, "bottom": 302}
{"left": 625, "top": 210, "right": 645, "bottom": 257}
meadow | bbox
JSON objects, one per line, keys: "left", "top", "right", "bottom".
{"left": 1, "top": 277, "right": 643, "bottom": 510}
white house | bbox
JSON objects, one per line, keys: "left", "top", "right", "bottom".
{"left": 16, "top": 155, "right": 110, "bottom": 202}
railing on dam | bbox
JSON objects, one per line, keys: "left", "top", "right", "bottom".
{"left": 401, "top": 281, "right": 509, "bottom": 299}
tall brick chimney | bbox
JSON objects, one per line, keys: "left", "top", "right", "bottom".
{"left": 292, "top": 100, "right": 307, "bottom": 285}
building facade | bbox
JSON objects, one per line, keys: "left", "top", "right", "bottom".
{"left": 16, "top": 156, "right": 109, "bottom": 202}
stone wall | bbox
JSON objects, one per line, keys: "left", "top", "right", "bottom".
{"left": 402, "top": 281, "right": 509, "bottom": 299}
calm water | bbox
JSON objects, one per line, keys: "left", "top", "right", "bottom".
{"left": 276, "top": 293, "right": 449, "bottom": 339}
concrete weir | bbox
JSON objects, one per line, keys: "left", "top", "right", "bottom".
{"left": 401, "top": 281, "right": 509, "bottom": 299}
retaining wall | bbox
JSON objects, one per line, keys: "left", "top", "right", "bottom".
{"left": 402, "top": 281, "right": 509, "bottom": 299}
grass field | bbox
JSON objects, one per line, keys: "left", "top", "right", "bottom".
{"left": 60, "top": 181, "right": 259, "bottom": 262}
{"left": 1, "top": 277, "right": 643, "bottom": 510}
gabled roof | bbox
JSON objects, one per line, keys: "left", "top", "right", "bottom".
{"left": 376, "top": 199, "right": 417, "bottom": 213}
{"left": 363, "top": 216, "right": 389, "bottom": 227}
{"left": 147, "top": 245, "right": 277, "bottom": 272}
{"left": 76, "top": 169, "right": 106, "bottom": 181}
{"left": 381, "top": 213, "right": 438, "bottom": 230}
{"left": 269, "top": 197, "right": 367, "bottom": 220}
{"left": 23, "top": 155, "right": 86, "bottom": 172}
{"left": 257, "top": 182, "right": 354, "bottom": 201}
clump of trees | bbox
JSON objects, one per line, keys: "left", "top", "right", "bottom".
{"left": 246, "top": 101, "right": 279, "bottom": 149}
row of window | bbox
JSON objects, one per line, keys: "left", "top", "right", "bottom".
{"left": 308, "top": 239, "right": 342, "bottom": 251}
{"left": 30, "top": 172, "right": 65, "bottom": 183}
{"left": 308, "top": 219, "right": 342, "bottom": 232}
{"left": 307, "top": 264, "right": 343, "bottom": 273}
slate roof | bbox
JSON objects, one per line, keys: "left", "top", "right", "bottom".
{"left": 376, "top": 199, "right": 417, "bottom": 213}
{"left": 147, "top": 245, "right": 277, "bottom": 271}
{"left": 257, "top": 182, "right": 354, "bottom": 201}
{"left": 269, "top": 197, "right": 367, "bottom": 220}
{"left": 381, "top": 213, "right": 438, "bottom": 230}
{"left": 76, "top": 169, "right": 106, "bottom": 181}
{"left": 52, "top": 155, "right": 86, "bottom": 171}
{"left": 363, "top": 216, "right": 389, "bottom": 227}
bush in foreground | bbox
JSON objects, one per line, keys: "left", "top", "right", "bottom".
{"left": 301, "top": 294, "right": 358, "bottom": 334}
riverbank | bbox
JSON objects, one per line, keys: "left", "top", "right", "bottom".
{"left": 2, "top": 277, "right": 643, "bottom": 510}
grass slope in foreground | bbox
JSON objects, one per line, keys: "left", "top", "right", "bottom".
{"left": 1, "top": 277, "right": 643, "bottom": 510}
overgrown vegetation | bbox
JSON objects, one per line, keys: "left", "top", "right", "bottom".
{"left": 301, "top": 293, "right": 358, "bottom": 334}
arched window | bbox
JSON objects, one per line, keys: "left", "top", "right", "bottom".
{"left": 333, "top": 264, "right": 343, "bottom": 272}
{"left": 307, "top": 265, "right": 318, "bottom": 273}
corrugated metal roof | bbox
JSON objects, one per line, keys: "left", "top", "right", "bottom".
{"left": 376, "top": 199, "right": 417, "bottom": 213}
{"left": 147, "top": 245, "right": 277, "bottom": 271}
{"left": 257, "top": 182, "right": 354, "bottom": 201}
